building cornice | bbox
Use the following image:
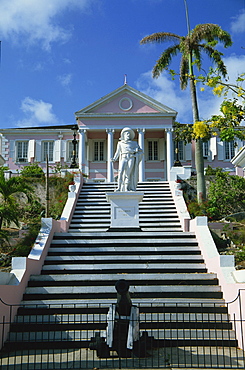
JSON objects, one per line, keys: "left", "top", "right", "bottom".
{"left": 76, "top": 112, "right": 176, "bottom": 119}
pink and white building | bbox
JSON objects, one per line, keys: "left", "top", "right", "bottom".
{"left": 0, "top": 84, "right": 244, "bottom": 179}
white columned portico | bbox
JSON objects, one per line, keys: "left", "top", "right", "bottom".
{"left": 106, "top": 129, "right": 114, "bottom": 182}
{"left": 78, "top": 128, "right": 86, "bottom": 173}
{"left": 166, "top": 128, "right": 174, "bottom": 181}
{"left": 137, "top": 128, "right": 145, "bottom": 182}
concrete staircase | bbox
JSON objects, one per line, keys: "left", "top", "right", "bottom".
{"left": 4, "top": 182, "right": 237, "bottom": 352}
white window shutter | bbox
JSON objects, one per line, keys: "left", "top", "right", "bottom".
{"left": 210, "top": 137, "right": 217, "bottom": 160}
{"left": 61, "top": 140, "right": 66, "bottom": 159}
{"left": 217, "top": 139, "right": 224, "bottom": 160}
{"left": 104, "top": 140, "right": 108, "bottom": 161}
{"left": 10, "top": 140, "right": 15, "bottom": 161}
{"left": 54, "top": 140, "right": 61, "bottom": 162}
{"left": 28, "top": 139, "right": 35, "bottom": 162}
{"left": 36, "top": 140, "right": 41, "bottom": 162}
{"left": 235, "top": 139, "right": 243, "bottom": 154}
{"left": 88, "top": 141, "right": 93, "bottom": 161}
{"left": 185, "top": 143, "right": 192, "bottom": 161}
{"left": 159, "top": 138, "right": 165, "bottom": 160}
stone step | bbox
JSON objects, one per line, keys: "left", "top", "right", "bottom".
{"left": 72, "top": 214, "right": 110, "bottom": 218}
{"left": 24, "top": 285, "right": 222, "bottom": 296}
{"left": 44, "top": 255, "right": 204, "bottom": 263}
{"left": 19, "top": 297, "right": 226, "bottom": 307}
{"left": 78, "top": 191, "right": 172, "bottom": 197}
{"left": 29, "top": 273, "right": 218, "bottom": 286}
{"left": 7, "top": 328, "right": 236, "bottom": 342}
{"left": 47, "top": 247, "right": 201, "bottom": 255}
{"left": 73, "top": 208, "right": 110, "bottom": 213}
{"left": 68, "top": 228, "right": 184, "bottom": 233}
{"left": 68, "top": 228, "right": 109, "bottom": 233}
{"left": 69, "top": 222, "right": 181, "bottom": 228}
{"left": 139, "top": 200, "right": 175, "bottom": 205}
{"left": 139, "top": 204, "right": 176, "bottom": 209}
{"left": 72, "top": 213, "right": 179, "bottom": 219}
{"left": 23, "top": 291, "right": 222, "bottom": 301}
{"left": 53, "top": 231, "right": 194, "bottom": 238}
{"left": 14, "top": 312, "right": 229, "bottom": 324}
{"left": 51, "top": 238, "right": 197, "bottom": 246}
{"left": 40, "top": 263, "right": 207, "bottom": 275}
{"left": 9, "top": 321, "right": 233, "bottom": 337}
{"left": 16, "top": 303, "right": 229, "bottom": 317}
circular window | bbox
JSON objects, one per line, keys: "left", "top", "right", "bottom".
{"left": 119, "top": 97, "right": 133, "bottom": 111}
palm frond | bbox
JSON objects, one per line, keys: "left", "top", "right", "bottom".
{"left": 201, "top": 44, "right": 228, "bottom": 77}
{"left": 180, "top": 57, "right": 189, "bottom": 90}
{"left": 192, "top": 46, "right": 202, "bottom": 70}
{"left": 192, "top": 24, "right": 232, "bottom": 48}
{"left": 140, "top": 32, "right": 181, "bottom": 45}
{"left": 152, "top": 44, "right": 180, "bottom": 78}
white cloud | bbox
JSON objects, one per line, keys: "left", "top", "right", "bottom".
{"left": 0, "top": 0, "right": 92, "bottom": 50}
{"left": 231, "top": 9, "right": 245, "bottom": 34}
{"left": 58, "top": 73, "right": 72, "bottom": 87}
{"left": 198, "top": 55, "right": 245, "bottom": 120}
{"left": 136, "top": 54, "right": 245, "bottom": 123}
{"left": 136, "top": 71, "right": 193, "bottom": 123}
{"left": 17, "top": 97, "right": 59, "bottom": 127}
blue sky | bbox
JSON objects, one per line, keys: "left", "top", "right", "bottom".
{"left": 0, "top": 0, "right": 244, "bottom": 129}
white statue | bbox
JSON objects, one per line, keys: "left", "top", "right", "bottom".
{"left": 111, "top": 127, "right": 143, "bottom": 191}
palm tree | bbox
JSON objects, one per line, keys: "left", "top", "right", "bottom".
{"left": 140, "top": 23, "right": 232, "bottom": 202}
{"left": 0, "top": 168, "right": 33, "bottom": 229}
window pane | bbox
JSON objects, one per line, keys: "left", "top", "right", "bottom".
{"left": 94, "top": 142, "right": 99, "bottom": 161}
{"left": 153, "top": 141, "right": 158, "bottom": 160}
{"left": 99, "top": 142, "right": 104, "bottom": 161}
{"left": 17, "top": 142, "right": 28, "bottom": 161}
{"left": 148, "top": 140, "right": 158, "bottom": 161}
{"left": 224, "top": 141, "right": 235, "bottom": 160}
{"left": 230, "top": 141, "right": 235, "bottom": 158}
{"left": 178, "top": 141, "right": 184, "bottom": 161}
{"left": 48, "top": 142, "right": 54, "bottom": 161}
{"left": 94, "top": 141, "right": 104, "bottom": 161}
{"left": 148, "top": 141, "right": 152, "bottom": 161}
{"left": 203, "top": 141, "right": 209, "bottom": 157}
{"left": 43, "top": 142, "right": 53, "bottom": 161}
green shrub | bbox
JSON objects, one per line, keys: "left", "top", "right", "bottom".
{"left": 20, "top": 163, "right": 45, "bottom": 179}
{"left": 12, "top": 222, "right": 41, "bottom": 257}
{"left": 205, "top": 165, "right": 223, "bottom": 176}
{"left": 187, "top": 200, "right": 210, "bottom": 218}
{"left": 207, "top": 172, "right": 245, "bottom": 219}
{"left": 49, "top": 173, "right": 74, "bottom": 219}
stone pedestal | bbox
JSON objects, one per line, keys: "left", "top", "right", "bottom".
{"left": 106, "top": 192, "right": 144, "bottom": 230}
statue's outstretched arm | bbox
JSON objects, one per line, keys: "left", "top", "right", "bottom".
{"left": 111, "top": 142, "right": 121, "bottom": 162}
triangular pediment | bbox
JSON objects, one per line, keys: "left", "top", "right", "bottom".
{"left": 75, "top": 84, "right": 177, "bottom": 117}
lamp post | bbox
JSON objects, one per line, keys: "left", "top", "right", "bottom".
{"left": 174, "top": 140, "right": 182, "bottom": 167}
{"left": 70, "top": 126, "right": 78, "bottom": 168}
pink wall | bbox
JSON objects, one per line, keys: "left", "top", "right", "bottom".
{"left": 91, "top": 93, "right": 160, "bottom": 114}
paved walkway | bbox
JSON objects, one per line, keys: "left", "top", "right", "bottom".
{"left": 1, "top": 346, "right": 245, "bottom": 369}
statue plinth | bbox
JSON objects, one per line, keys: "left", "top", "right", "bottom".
{"left": 106, "top": 192, "right": 144, "bottom": 230}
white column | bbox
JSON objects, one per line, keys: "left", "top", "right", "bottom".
{"left": 137, "top": 128, "right": 145, "bottom": 182}
{"left": 166, "top": 128, "right": 173, "bottom": 181}
{"left": 78, "top": 128, "right": 86, "bottom": 173}
{"left": 106, "top": 129, "right": 114, "bottom": 182}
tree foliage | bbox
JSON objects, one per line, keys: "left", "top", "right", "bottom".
{"left": 140, "top": 23, "right": 232, "bottom": 203}
{"left": 174, "top": 73, "right": 245, "bottom": 145}
{"left": 140, "top": 24, "right": 232, "bottom": 86}
{"left": 0, "top": 168, "right": 33, "bottom": 229}
{"left": 207, "top": 171, "right": 245, "bottom": 219}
